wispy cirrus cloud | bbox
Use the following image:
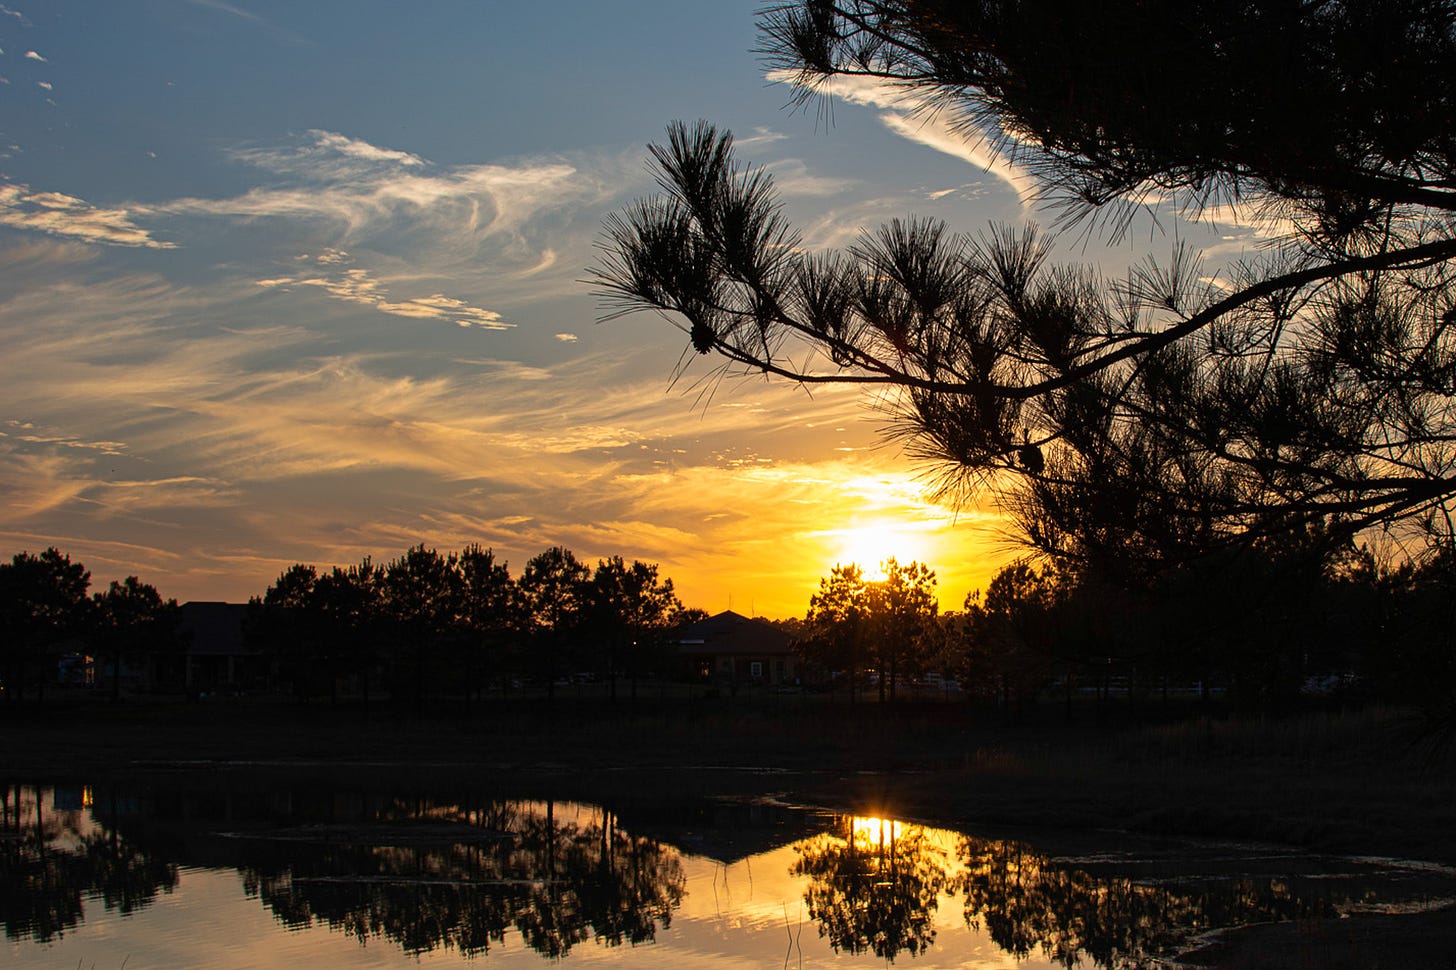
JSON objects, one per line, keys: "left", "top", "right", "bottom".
{"left": 0, "top": 129, "right": 630, "bottom": 324}
{"left": 2, "top": 419, "right": 127, "bottom": 456}
{"left": 765, "top": 157, "right": 859, "bottom": 198}
{"left": 136, "top": 129, "right": 630, "bottom": 306}
{"left": 737, "top": 126, "right": 789, "bottom": 148}
{"left": 181, "top": 0, "right": 310, "bottom": 45}
{"left": 160, "top": 130, "right": 616, "bottom": 260}
{"left": 257, "top": 249, "right": 510, "bottom": 329}
{"left": 308, "top": 130, "right": 424, "bottom": 167}
{"left": 0, "top": 182, "right": 175, "bottom": 248}
{"left": 769, "top": 70, "right": 1039, "bottom": 209}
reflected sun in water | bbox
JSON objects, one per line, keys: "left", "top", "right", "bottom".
{"left": 849, "top": 815, "right": 906, "bottom": 845}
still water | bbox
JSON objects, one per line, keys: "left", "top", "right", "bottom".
{"left": 4, "top": 773, "right": 1453, "bottom": 968}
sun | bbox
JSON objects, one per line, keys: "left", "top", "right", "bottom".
{"left": 832, "top": 521, "right": 929, "bottom": 580}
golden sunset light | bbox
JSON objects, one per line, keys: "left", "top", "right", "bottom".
{"left": 6, "top": 5, "right": 1456, "bottom": 970}
{"left": 849, "top": 815, "right": 906, "bottom": 845}
{"left": 0, "top": 0, "right": 1034, "bottom": 622}
{"left": 829, "top": 522, "right": 932, "bottom": 582}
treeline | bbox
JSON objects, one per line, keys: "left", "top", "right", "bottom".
{"left": 792, "top": 533, "right": 1455, "bottom": 719}
{"left": 943, "top": 532, "right": 1456, "bottom": 716}
{"left": 3, "top": 784, "right": 684, "bottom": 958}
{"left": 248, "top": 544, "right": 694, "bottom": 712}
{"left": 0, "top": 548, "right": 181, "bottom": 704}
{"left": 0, "top": 544, "right": 697, "bottom": 710}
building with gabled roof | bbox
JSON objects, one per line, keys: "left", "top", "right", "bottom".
{"left": 177, "top": 601, "right": 266, "bottom": 692}
{"left": 673, "top": 610, "right": 796, "bottom": 686}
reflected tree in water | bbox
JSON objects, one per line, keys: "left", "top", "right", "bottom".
{"left": 791, "top": 817, "right": 947, "bottom": 959}
{"left": 0, "top": 786, "right": 89, "bottom": 943}
{"left": 239, "top": 797, "right": 685, "bottom": 959}
{"left": 954, "top": 835, "right": 1335, "bottom": 969}
{"left": 0, "top": 784, "right": 177, "bottom": 943}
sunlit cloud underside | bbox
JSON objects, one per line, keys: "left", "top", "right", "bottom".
{"left": 0, "top": 26, "right": 1057, "bottom": 618}
{"left": 0, "top": 240, "right": 1003, "bottom": 615}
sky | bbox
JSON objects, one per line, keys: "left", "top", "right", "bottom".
{"left": 0, "top": 1, "right": 1250, "bottom": 617}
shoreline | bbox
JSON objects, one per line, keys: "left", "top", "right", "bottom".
{"left": 5, "top": 696, "right": 1452, "bottom": 857}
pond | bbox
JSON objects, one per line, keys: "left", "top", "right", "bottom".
{"left": 4, "top": 771, "right": 1454, "bottom": 968}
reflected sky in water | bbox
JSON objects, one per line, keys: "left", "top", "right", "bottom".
{"left": 4, "top": 779, "right": 1453, "bottom": 969}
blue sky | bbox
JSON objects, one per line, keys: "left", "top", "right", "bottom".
{"left": 0, "top": 1, "right": 1250, "bottom": 615}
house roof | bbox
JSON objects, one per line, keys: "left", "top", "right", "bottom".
{"left": 178, "top": 601, "right": 255, "bottom": 657}
{"left": 673, "top": 610, "right": 794, "bottom": 657}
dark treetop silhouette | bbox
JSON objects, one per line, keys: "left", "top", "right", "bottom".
{"left": 803, "top": 558, "right": 938, "bottom": 702}
{"left": 595, "top": 0, "right": 1456, "bottom": 575}
{"left": 249, "top": 543, "right": 687, "bottom": 709}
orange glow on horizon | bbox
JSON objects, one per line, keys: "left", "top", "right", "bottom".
{"left": 663, "top": 460, "right": 1012, "bottom": 618}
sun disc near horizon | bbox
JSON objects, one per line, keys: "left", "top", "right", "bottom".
{"left": 832, "top": 521, "right": 931, "bottom": 581}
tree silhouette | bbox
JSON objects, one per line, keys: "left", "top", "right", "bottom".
{"left": 595, "top": 2, "right": 1456, "bottom": 572}
{"left": 0, "top": 785, "right": 178, "bottom": 944}
{"left": 0, "top": 548, "right": 92, "bottom": 702}
{"left": 237, "top": 798, "right": 685, "bottom": 960}
{"left": 582, "top": 556, "right": 682, "bottom": 700}
{"left": 249, "top": 564, "right": 331, "bottom": 701}
{"left": 956, "top": 561, "right": 1060, "bottom": 710}
{"left": 804, "top": 563, "right": 870, "bottom": 701}
{"left": 380, "top": 546, "right": 468, "bottom": 715}
{"left": 953, "top": 834, "right": 1333, "bottom": 969}
{"left": 863, "top": 558, "right": 938, "bottom": 700}
{"left": 245, "top": 543, "right": 691, "bottom": 708}
{"left": 91, "top": 576, "right": 181, "bottom": 702}
{"left": 519, "top": 547, "right": 590, "bottom": 699}
{"left": 805, "top": 559, "right": 937, "bottom": 700}
{"left": 455, "top": 545, "right": 520, "bottom": 708}
{"left": 312, "top": 559, "right": 383, "bottom": 714}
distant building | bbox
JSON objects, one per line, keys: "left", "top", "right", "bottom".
{"left": 674, "top": 610, "right": 796, "bottom": 686}
{"left": 177, "top": 602, "right": 266, "bottom": 692}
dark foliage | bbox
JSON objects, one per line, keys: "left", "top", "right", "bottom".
{"left": 0, "top": 549, "right": 91, "bottom": 702}
{"left": 247, "top": 543, "right": 687, "bottom": 708}
{"left": 595, "top": 1, "right": 1456, "bottom": 575}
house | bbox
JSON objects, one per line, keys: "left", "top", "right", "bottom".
{"left": 177, "top": 602, "right": 267, "bottom": 692}
{"left": 674, "top": 610, "right": 796, "bottom": 686}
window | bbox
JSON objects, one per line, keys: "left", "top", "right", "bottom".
{"left": 750, "top": 661, "right": 763, "bottom": 679}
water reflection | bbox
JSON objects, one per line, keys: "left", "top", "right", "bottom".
{"left": 3, "top": 776, "right": 1450, "bottom": 968}
{"left": 229, "top": 800, "right": 685, "bottom": 957}
{"left": 954, "top": 835, "right": 1332, "bottom": 969}
{"left": 0, "top": 783, "right": 178, "bottom": 942}
{"left": 792, "top": 816, "right": 947, "bottom": 958}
